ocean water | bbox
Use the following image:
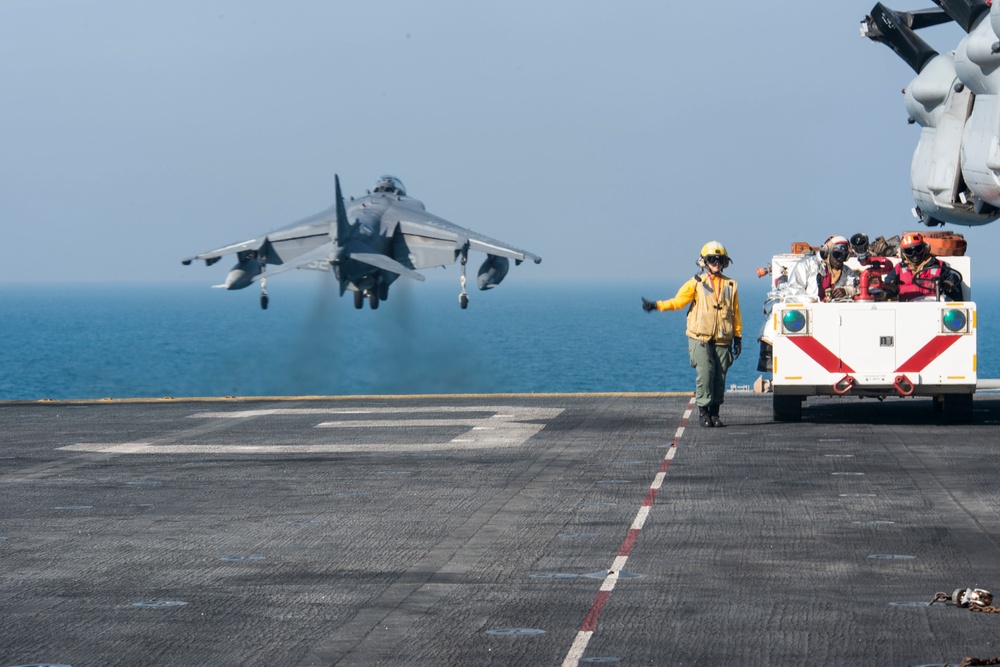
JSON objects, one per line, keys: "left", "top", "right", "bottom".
{"left": 2, "top": 280, "right": 998, "bottom": 401}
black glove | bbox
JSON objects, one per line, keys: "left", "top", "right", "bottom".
{"left": 641, "top": 297, "right": 656, "bottom": 312}
{"left": 732, "top": 336, "right": 742, "bottom": 359}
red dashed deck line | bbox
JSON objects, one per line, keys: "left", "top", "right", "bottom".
{"left": 560, "top": 397, "right": 695, "bottom": 667}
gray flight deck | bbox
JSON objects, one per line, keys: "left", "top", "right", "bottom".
{"left": 3, "top": 393, "right": 1000, "bottom": 666}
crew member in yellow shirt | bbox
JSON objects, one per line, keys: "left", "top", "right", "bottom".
{"left": 642, "top": 241, "right": 742, "bottom": 427}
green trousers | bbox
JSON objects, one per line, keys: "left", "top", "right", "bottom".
{"left": 687, "top": 338, "right": 734, "bottom": 408}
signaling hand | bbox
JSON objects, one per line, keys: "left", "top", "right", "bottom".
{"left": 641, "top": 298, "right": 656, "bottom": 312}
{"left": 732, "top": 336, "right": 742, "bottom": 359}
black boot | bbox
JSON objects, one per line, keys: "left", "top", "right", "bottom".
{"left": 709, "top": 404, "right": 724, "bottom": 427}
{"left": 698, "top": 406, "right": 714, "bottom": 427}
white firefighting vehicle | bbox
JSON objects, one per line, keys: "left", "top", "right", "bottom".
{"left": 762, "top": 251, "right": 975, "bottom": 423}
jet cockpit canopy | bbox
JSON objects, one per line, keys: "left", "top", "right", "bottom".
{"left": 372, "top": 175, "right": 406, "bottom": 196}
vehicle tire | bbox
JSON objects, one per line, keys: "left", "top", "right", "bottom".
{"left": 943, "top": 393, "right": 974, "bottom": 424}
{"left": 369, "top": 293, "right": 380, "bottom": 310}
{"left": 773, "top": 395, "right": 802, "bottom": 422}
{"left": 353, "top": 291, "right": 364, "bottom": 309}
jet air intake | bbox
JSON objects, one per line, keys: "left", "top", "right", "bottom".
{"left": 477, "top": 254, "right": 509, "bottom": 290}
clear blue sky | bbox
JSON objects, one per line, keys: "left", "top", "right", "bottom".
{"left": 2, "top": 1, "right": 995, "bottom": 289}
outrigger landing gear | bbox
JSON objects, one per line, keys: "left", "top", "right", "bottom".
{"left": 458, "top": 247, "right": 469, "bottom": 309}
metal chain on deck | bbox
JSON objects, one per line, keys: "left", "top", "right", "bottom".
{"left": 929, "top": 590, "right": 1000, "bottom": 666}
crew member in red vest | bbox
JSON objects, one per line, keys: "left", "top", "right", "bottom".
{"left": 884, "top": 232, "right": 963, "bottom": 301}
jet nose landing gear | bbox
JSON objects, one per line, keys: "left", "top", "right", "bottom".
{"left": 259, "top": 278, "right": 269, "bottom": 310}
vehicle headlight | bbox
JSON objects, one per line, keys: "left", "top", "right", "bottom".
{"left": 781, "top": 309, "right": 807, "bottom": 334}
{"left": 942, "top": 308, "right": 968, "bottom": 333}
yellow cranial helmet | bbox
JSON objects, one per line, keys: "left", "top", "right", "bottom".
{"left": 700, "top": 241, "right": 731, "bottom": 265}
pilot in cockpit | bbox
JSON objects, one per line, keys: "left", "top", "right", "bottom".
{"left": 372, "top": 175, "right": 406, "bottom": 196}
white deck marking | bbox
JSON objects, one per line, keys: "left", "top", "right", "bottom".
{"left": 561, "top": 396, "right": 695, "bottom": 667}
{"left": 59, "top": 406, "right": 563, "bottom": 455}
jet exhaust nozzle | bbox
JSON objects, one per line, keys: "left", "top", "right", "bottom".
{"left": 477, "top": 254, "right": 509, "bottom": 290}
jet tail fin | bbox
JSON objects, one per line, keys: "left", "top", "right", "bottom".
{"left": 861, "top": 3, "right": 946, "bottom": 72}
{"left": 334, "top": 174, "right": 350, "bottom": 247}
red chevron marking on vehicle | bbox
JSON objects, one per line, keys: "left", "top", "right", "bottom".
{"left": 895, "top": 335, "right": 961, "bottom": 373}
{"left": 788, "top": 336, "right": 855, "bottom": 373}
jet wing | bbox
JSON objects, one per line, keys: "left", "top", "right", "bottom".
{"left": 394, "top": 209, "right": 541, "bottom": 269}
{"left": 181, "top": 237, "right": 266, "bottom": 266}
{"left": 182, "top": 201, "right": 339, "bottom": 267}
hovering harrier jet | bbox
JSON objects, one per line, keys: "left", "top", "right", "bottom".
{"left": 182, "top": 175, "right": 541, "bottom": 309}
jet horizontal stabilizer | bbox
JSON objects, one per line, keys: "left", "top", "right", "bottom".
{"left": 257, "top": 241, "right": 336, "bottom": 281}
{"left": 348, "top": 251, "right": 426, "bottom": 281}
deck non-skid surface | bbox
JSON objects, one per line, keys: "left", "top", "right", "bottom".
{"left": 2, "top": 393, "right": 1000, "bottom": 666}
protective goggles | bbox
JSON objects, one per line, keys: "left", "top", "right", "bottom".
{"left": 829, "top": 245, "right": 850, "bottom": 263}
{"left": 704, "top": 255, "right": 726, "bottom": 266}
{"left": 901, "top": 244, "right": 925, "bottom": 260}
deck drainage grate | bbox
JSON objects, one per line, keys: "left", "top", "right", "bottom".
{"left": 132, "top": 600, "right": 188, "bottom": 608}
{"left": 580, "top": 502, "right": 616, "bottom": 508}
{"left": 581, "top": 659, "right": 623, "bottom": 664}
{"left": 597, "top": 479, "right": 632, "bottom": 484}
{"left": 337, "top": 492, "right": 371, "bottom": 498}
{"left": 219, "top": 555, "right": 266, "bottom": 562}
{"left": 558, "top": 532, "right": 599, "bottom": 538}
{"left": 868, "top": 554, "right": 915, "bottom": 560}
{"left": 889, "top": 601, "right": 932, "bottom": 608}
{"left": 126, "top": 481, "right": 162, "bottom": 486}
{"left": 54, "top": 505, "right": 92, "bottom": 510}
{"left": 286, "top": 519, "right": 325, "bottom": 525}
{"left": 853, "top": 520, "right": 895, "bottom": 526}
{"left": 486, "top": 628, "right": 545, "bottom": 636}
{"left": 840, "top": 493, "right": 876, "bottom": 497}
